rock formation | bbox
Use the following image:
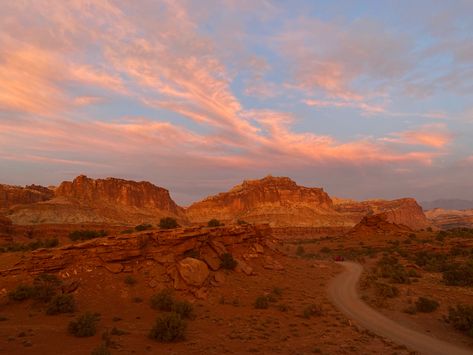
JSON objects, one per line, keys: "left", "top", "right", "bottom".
{"left": 0, "top": 224, "right": 276, "bottom": 295}
{"left": 186, "top": 176, "right": 346, "bottom": 227}
{"left": 345, "top": 213, "right": 412, "bottom": 238}
{"left": 6, "top": 175, "right": 186, "bottom": 225}
{"left": 333, "top": 198, "right": 430, "bottom": 230}
{"left": 425, "top": 208, "right": 473, "bottom": 229}
{"left": 187, "top": 176, "right": 429, "bottom": 231}
{"left": 0, "top": 184, "right": 53, "bottom": 209}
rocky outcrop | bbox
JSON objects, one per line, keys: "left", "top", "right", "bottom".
{"left": 425, "top": 208, "right": 473, "bottom": 230}
{"left": 345, "top": 214, "right": 412, "bottom": 238}
{"left": 0, "top": 184, "right": 53, "bottom": 209}
{"left": 186, "top": 176, "right": 346, "bottom": 227}
{"left": 7, "top": 175, "right": 186, "bottom": 225}
{"left": 334, "top": 198, "right": 430, "bottom": 230}
{"left": 0, "top": 224, "right": 276, "bottom": 293}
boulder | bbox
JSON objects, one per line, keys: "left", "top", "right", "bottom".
{"left": 201, "top": 246, "right": 221, "bottom": 271}
{"left": 177, "top": 257, "right": 209, "bottom": 287}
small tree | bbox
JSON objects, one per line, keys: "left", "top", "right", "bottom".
{"left": 220, "top": 253, "right": 238, "bottom": 270}
{"left": 68, "top": 313, "right": 100, "bottom": 337}
{"left": 159, "top": 217, "right": 179, "bottom": 230}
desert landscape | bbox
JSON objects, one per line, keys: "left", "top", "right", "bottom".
{"left": 1, "top": 1, "right": 472, "bottom": 354}
{"left": 1, "top": 176, "right": 472, "bottom": 354}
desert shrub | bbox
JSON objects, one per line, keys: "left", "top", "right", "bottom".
{"left": 134, "top": 223, "right": 152, "bottom": 231}
{"left": 237, "top": 219, "right": 248, "bottom": 225}
{"left": 254, "top": 296, "right": 269, "bottom": 309}
{"left": 447, "top": 304, "right": 473, "bottom": 337}
{"left": 172, "top": 300, "right": 194, "bottom": 319}
{"left": 413, "top": 251, "right": 449, "bottom": 272}
{"left": 44, "top": 238, "right": 59, "bottom": 248}
{"left": 442, "top": 261, "right": 473, "bottom": 286}
{"left": 415, "top": 297, "right": 439, "bottom": 313}
{"left": 407, "top": 269, "right": 420, "bottom": 278}
{"left": 69, "top": 230, "right": 107, "bottom": 241}
{"left": 120, "top": 228, "right": 134, "bottom": 234}
{"left": 320, "top": 247, "right": 332, "bottom": 253}
{"left": 32, "top": 273, "right": 62, "bottom": 302}
{"left": 68, "top": 313, "right": 100, "bottom": 337}
{"left": 207, "top": 219, "right": 222, "bottom": 227}
{"left": 374, "top": 282, "right": 399, "bottom": 298}
{"left": 8, "top": 285, "right": 35, "bottom": 301}
{"left": 159, "top": 217, "right": 179, "bottom": 230}
{"left": 46, "top": 294, "right": 76, "bottom": 315}
{"left": 296, "top": 245, "right": 305, "bottom": 256}
{"left": 91, "top": 343, "right": 110, "bottom": 355}
{"left": 111, "top": 327, "right": 128, "bottom": 336}
{"left": 150, "top": 289, "right": 174, "bottom": 311}
{"left": 272, "top": 287, "right": 283, "bottom": 297}
{"left": 124, "top": 275, "right": 137, "bottom": 285}
{"left": 376, "top": 256, "right": 410, "bottom": 284}
{"left": 303, "top": 304, "right": 323, "bottom": 318}
{"left": 220, "top": 253, "right": 238, "bottom": 270}
{"left": 1, "top": 238, "right": 59, "bottom": 253}
{"left": 149, "top": 312, "right": 186, "bottom": 342}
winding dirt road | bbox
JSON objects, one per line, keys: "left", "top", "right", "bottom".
{"left": 328, "top": 261, "right": 473, "bottom": 355}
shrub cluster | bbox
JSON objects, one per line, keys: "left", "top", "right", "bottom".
{"left": 150, "top": 289, "right": 194, "bottom": 319}
{"left": 413, "top": 251, "right": 449, "bottom": 272}
{"left": 254, "top": 296, "right": 269, "bottom": 309}
{"left": 149, "top": 312, "right": 186, "bottom": 342}
{"left": 376, "top": 256, "right": 411, "bottom": 284}
{"left": 447, "top": 304, "right": 473, "bottom": 337}
{"left": 442, "top": 261, "right": 473, "bottom": 286}
{"left": 68, "top": 313, "right": 100, "bottom": 337}
{"left": 8, "top": 274, "right": 62, "bottom": 303}
{"left": 415, "top": 297, "right": 439, "bottom": 313}
{"left": 207, "top": 219, "right": 222, "bottom": 227}
{"left": 69, "top": 230, "right": 107, "bottom": 241}
{"left": 0, "top": 238, "right": 59, "bottom": 253}
{"left": 46, "top": 294, "right": 76, "bottom": 315}
{"left": 159, "top": 217, "right": 179, "bottom": 230}
{"left": 373, "top": 282, "right": 399, "bottom": 299}
{"left": 134, "top": 223, "right": 152, "bottom": 231}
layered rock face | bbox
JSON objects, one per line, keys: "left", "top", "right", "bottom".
{"left": 187, "top": 176, "right": 429, "bottom": 230}
{"left": 0, "top": 184, "right": 53, "bottom": 209}
{"left": 186, "top": 176, "right": 343, "bottom": 227}
{"left": 425, "top": 208, "right": 473, "bottom": 229}
{"left": 7, "top": 175, "right": 185, "bottom": 225}
{"left": 334, "top": 198, "right": 430, "bottom": 230}
{"left": 56, "top": 175, "right": 181, "bottom": 213}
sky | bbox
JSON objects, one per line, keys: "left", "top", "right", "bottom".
{"left": 0, "top": 0, "right": 472, "bottom": 205}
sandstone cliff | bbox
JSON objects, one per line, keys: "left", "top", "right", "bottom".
{"left": 0, "top": 184, "right": 53, "bottom": 210}
{"left": 425, "top": 208, "right": 473, "bottom": 230}
{"left": 6, "top": 175, "right": 186, "bottom": 225}
{"left": 334, "top": 198, "right": 430, "bottom": 230}
{"left": 186, "top": 176, "right": 347, "bottom": 227}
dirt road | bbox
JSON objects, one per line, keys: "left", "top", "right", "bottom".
{"left": 328, "top": 261, "right": 473, "bottom": 355}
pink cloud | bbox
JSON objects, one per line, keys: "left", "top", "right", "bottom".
{"left": 381, "top": 124, "right": 453, "bottom": 148}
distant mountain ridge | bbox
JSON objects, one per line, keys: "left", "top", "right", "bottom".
{"left": 0, "top": 175, "right": 430, "bottom": 230}
{"left": 421, "top": 199, "right": 473, "bottom": 211}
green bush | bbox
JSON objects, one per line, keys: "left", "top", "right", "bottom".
{"left": 149, "top": 312, "right": 186, "bottom": 342}
{"left": 376, "top": 256, "right": 411, "bottom": 284}
{"left": 69, "top": 230, "right": 107, "bottom": 241}
{"left": 220, "top": 253, "right": 238, "bottom": 270}
{"left": 303, "top": 304, "right": 323, "bottom": 318}
{"left": 32, "top": 273, "right": 62, "bottom": 302}
{"left": 134, "top": 223, "right": 152, "bottom": 231}
{"left": 120, "top": 228, "right": 134, "bottom": 234}
{"left": 447, "top": 304, "right": 473, "bottom": 337}
{"left": 415, "top": 297, "right": 439, "bottom": 313}
{"left": 0, "top": 238, "right": 59, "bottom": 253}
{"left": 68, "top": 313, "right": 100, "bottom": 337}
{"left": 254, "top": 296, "right": 269, "bottom": 309}
{"left": 8, "top": 285, "right": 35, "bottom": 301}
{"left": 442, "top": 261, "right": 473, "bottom": 286}
{"left": 236, "top": 219, "right": 248, "bottom": 225}
{"left": 46, "top": 294, "right": 76, "bottom": 315}
{"left": 172, "top": 300, "right": 194, "bottom": 319}
{"left": 207, "top": 219, "right": 222, "bottom": 227}
{"left": 150, "top": 289, "right": 174, "bottom": 311}
{"left": 413, "top": 251, "right": 449, "bottom": 272}
{"left": 159, "top": 217, "right": 179, "bottom": 230}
